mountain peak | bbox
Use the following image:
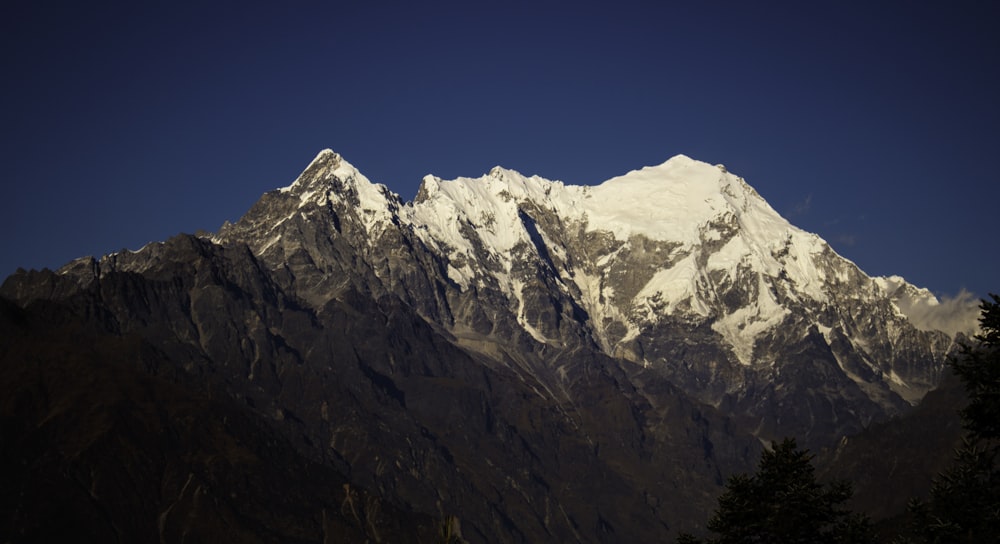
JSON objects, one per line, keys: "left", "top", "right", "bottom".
{"left": 232, "top": 150, "right": 400, "bottom": 239}
{"left": 652, "top": 154, "right": 730, "bottom": 179}
{"left": 299, "top": 148, "right": 344, "bottom": 179}
{"left": 277, "top": 150, "right": 340, "bottom": 195}
{"left": 313, "top": 148, "right": 339, "bottom": 162}
{"left": 280, "top": 150, "right": 384, "bottom": 200}
{"left": 488, "top": 165, "right": 512, "bottom": 179}
{"left": 663, "top": 153, "right": 696, "bottom": 164}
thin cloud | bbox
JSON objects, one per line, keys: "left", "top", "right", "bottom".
{"left": 834, "top": 234, "right": 857, "bottom": 247}
{"left": 895, "top": 288, "right": 981, "bottom": 337}
{"left": 788, "top": 194, "right": 812, "bottom": 216}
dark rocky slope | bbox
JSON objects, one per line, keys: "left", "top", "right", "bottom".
{"left": 1, "top": 234, "right": 759, "bottom": 542}
{"left": 817, "top": 370, "right": 968, "bottom": 536}
{"left": 0, "top": 296, "right": 438, "bottom": 543}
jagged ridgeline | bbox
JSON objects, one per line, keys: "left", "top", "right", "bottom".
{"left": 1, "top": 150, "right": 976, "bottom": 542}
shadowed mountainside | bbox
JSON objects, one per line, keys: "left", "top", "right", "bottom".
{"left": 1, "top": 234, "right": 760, "bottom": 542}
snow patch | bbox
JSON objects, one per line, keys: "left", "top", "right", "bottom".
{"left": 511, "top": 279, "right": 549, "bottom": 344}
{"left": 635, "top": 255, "right": 710, "bottom": 317}
{"left": 447, "top": 263, "right": 472, "bottom": 291}
{"left": 710, "top": 276, "right": 789, "bottom": 366}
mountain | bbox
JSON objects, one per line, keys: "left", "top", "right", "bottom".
{"left": 1, "top": 150, "right": 975, "bottom": 542}
{"left": 217, "top": 150, "right": 963, "bottom": 443}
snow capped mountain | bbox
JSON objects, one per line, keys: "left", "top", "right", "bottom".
{"left": 2, "top": 148, "right": 980, "bottom": 541}
{"left": 403, "top": 154, "right": 828, "bottom": 359}
{"left": 210, "top": 149, "right": 974, "bottom": 445}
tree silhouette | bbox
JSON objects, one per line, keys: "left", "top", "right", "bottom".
{"left": 678, "top": 437, "right": 872, "bottom": 543}
{"left": 903, "top": 294, "right": 1000, "bottom": 543}
{"left": 951, "top": 293, "right": 1000, "bottom": 442}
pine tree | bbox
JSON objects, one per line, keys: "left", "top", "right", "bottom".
{"left": 951, "top": 293, "right": 1000, "bottom": 442}
{"left": 677, "top": 438, "right": 873, "bottom": 544}
{"left": 903, "top": 294, "right": 1000, "bottom": 543}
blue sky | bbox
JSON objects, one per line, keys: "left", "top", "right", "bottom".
{"left": 2, "top": 1, "right": 998, "bottom": 298}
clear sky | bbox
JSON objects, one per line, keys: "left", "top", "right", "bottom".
{"left": 2, "top": 1, "right": 997, "bottom": 298}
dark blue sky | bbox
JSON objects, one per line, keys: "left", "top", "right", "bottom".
{"left": 2, "top": 1, "right": 997, "bottom": 298}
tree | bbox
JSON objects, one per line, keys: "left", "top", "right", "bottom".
{"left": 678, "top": 438, "right": 873, "bottom": 544}
{"left": 950, "top": 293, "right": 1000, "bottom": 442}
{"left": 903, "top": 294, "right": 1000, "bottom": 543}
{"left": 906, "top": 441, "right": 1000, "bottom": 543}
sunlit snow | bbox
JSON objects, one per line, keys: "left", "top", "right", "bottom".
{"left": 271, "top": 149, "right": 969, "bottom": 370}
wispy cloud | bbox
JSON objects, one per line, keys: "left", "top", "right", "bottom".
{"left": 789, "top": 194, "right": 812, "bottom": 216}
{"left": 895, "top": 288, "right": 981, "bottom": 337}
{"left": 833, "top": 234, "right": 856, "bottom": 247}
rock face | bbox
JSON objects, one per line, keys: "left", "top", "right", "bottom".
{"left": 0, "top": 150, "right": 974, "bottom": 542}
{"left": 0, "top": 296, "right": 439, "bottom": 543}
